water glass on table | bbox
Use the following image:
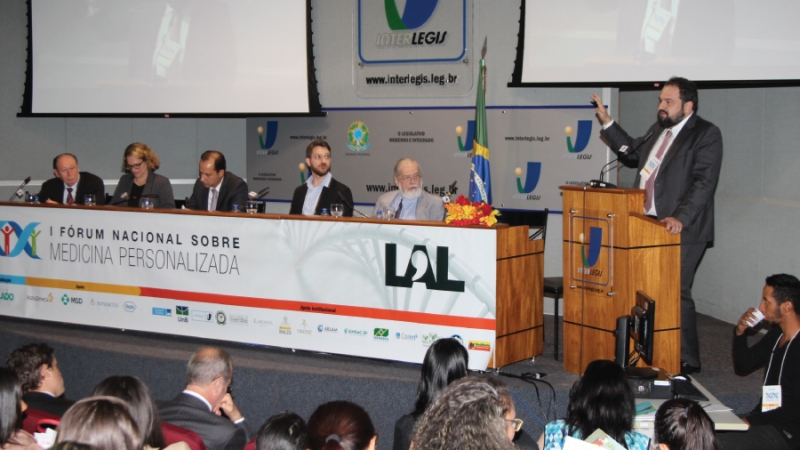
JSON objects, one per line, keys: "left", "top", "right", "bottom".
{"left": 330, "top": 203, "right": 344, "bottom": 218}
{"left": 84, "top": 194, "right": 96, "bottom": 206}
{"left": 246, "top": 200, "right": 259, "bottom": 214}
{"left": 141, "top": 197, "right": 154, "bottom": 210}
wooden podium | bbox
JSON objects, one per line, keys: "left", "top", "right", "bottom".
{"left": 560, "top": 186, "right": 681, "bottom": 374}
{"left": 490, "top": 225, "right": 544, "bottom": 368}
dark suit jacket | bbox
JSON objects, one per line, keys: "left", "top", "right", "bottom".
{"left": 38, "top": 172, "right": 106, "bottom": 205}
{"left": 289, "top": 178, "right": 354, "bottom": 217}
{"left": 22, "top": 391, "right": 75, "bottom": 417}
{"left": 600, "top": 114, "right": 722, "bottom": 244}
{"left": 185, "top": 172, "right": 248, "bottom": 212}
{"left": 111, "top": 171, "right": 176, "bottom": 209}
{"left": 158, "top": 393, "right": 253, "bottom": 450}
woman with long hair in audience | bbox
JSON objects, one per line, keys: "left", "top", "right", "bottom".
{"left": 537, "top": 359, "right": 650, "bottom": 450}
{"left": 411, "top": 376, "right": 516, "bottom": 450}
{"left": 92, "top": 376, "right": 188, "bottom": 450}
{"left": 393, "top": 338, "right": 468, "bottom": 450}
{"left": 110, "top": 142, "right": 175, "bottom": 209}
{"left": 0, "top": 367, "right": 42, "bottom": 450}
{"left": 307, "top": 400, "right": 377, "bottom": 450}
{"left": 255, "top": 411, "right": 308, "bottom": 450}
{"left": 56, "top": 396, "right": 143, "bottom": 450}
{"left": 653, "top": 399, "right": 718, "bottom": 450}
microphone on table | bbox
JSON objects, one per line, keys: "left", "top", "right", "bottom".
{"left": 589, "top": 131, "right": 655, "bottom": 188}
{"left": 111, "top": 192, "right": 129, "bottom": 206}
{"left": 8, "top": 177, "right": 31, "bottom": 202}
{"left": 337, "top": 191, "right": 369, "bottom": 218}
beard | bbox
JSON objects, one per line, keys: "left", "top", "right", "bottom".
{"left": 311, "top": 163, "right": 329, "bottom": 178}
{"left": 400, "top": 184, "right": 423, "bottom": 200}
{"left": 657, "top": 108, "right": 686, "bottom": 128}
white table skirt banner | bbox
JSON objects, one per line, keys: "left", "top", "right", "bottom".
{"left": 0, "top": 205, "right": 498, "bottom": 369}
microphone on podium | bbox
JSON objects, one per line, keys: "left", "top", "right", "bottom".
{"left": 8, "top": 177, "right": 32, "bottom": 202}
{"left": 589, "top": 131, "right": 655, "bottom": 188}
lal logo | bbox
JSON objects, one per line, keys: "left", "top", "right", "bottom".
{"left": 347, "top": 121, "right": 371, "bottom": 152}
{"left": 385, "top": 244, "right": 464, "bottom": 292}
{"left": 577, "top": 226, "right": 604, "bottom": 279}
{"left": 257, "top": 121, "right": 279, "bottom": 155}
{"left": 455, "top": 121, "right": 475, "bottom": 155}
{"left": 177, "top": 306, "right": 189, "bottom": 323}
{"left": 564, "top": 121, "right": 593, "bottom": 159}
{"left": 512, "top": 162, "right": 542, "bottom": 201}
{"left": 385, "top": 0, "right": 439, "bottom": 30}
{"left": 0, "top": 221, "right": 42, "bottom": 259}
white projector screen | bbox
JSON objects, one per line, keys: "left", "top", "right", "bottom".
{"left": 27, "top": 0, "right": 314, "bottom": 115}
{"left": 519, "top": 0, "right": 800, "bottom": 86}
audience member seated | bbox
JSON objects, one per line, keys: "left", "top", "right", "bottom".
{"left": 482, "top": 377, "right": 538, "bottom": 449}
{"left": 185, "top": 151, "right": 248, "bottom": 212}
{"left": 6, "top": 344, "right": 74, "bottom": 417}
{"left": 255, "top": 412, "right": 307, "bottom": 450}
{"left": 411, "top": 377, "right": 515, "bottom": 450}
{"left": 0, "top": 367, "right": 43, "bottom": 450}
{"left": 654, "top": 399, "right": 718, "bottom": 450}
{"left": 537, "top": 359, "right": 650, "bottom": 450}
{"left": 38, "top": 153, "right": 105, "bottom": 205}
{"left": 110, "top": 143, "right": 175, "bottom": 209}
{"left": 56, "top": 396, "right": 142, "bottom": 450}
{"left": 158, "top": 348, "right": 253, "bottom": 450}
{"left": 718, "top": 274, "right": 800, "bottom": 450}
{"left": 93, "top": 376, "right": 188, "bottom": 450}
{"left": 393, "top": 338, "right": 468, "bottom": 450}
{"left": 307, "top": 401, "right": 376, "bottom": 450}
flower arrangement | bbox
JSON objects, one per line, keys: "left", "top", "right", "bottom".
{"left": 444, "top": 195, "right": 500, "bottom": 227}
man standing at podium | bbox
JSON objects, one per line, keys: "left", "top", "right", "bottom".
{"left": 591, "top": 77, "right": 723, "bottom": 375}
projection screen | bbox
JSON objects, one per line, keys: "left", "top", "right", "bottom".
{"left": 25, "top": 0, "right": 316, "bottom": 115}
{"left": 518, "top": 0, "right": 800, "bottom": 86}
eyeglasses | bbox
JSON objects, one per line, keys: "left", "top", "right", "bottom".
{"left": 506, "top": 418, "right": 523, "bottom": 432}
{"left": 398, "top": 174, "right": 420, "bottom": 182}
{"left": 126, "top": 160, "right": 146, "bottom": 170}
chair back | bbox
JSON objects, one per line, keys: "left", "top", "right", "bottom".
{"left": 21, "top": 408, "right": 60, "bottom": 434}
{"left": 244, "top": 438, "right": 257, "bottom": 450}
{"left": 496, "top": 208, "right": 549, "bottom": 244}
{"left": 162, "top": 422, "right": 208, "bottom": 450}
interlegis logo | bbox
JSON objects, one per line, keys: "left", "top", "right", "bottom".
{"left": 0, "top": 221, "right": 42, "bottom": 259}
{"left": 455, "top": 120, "right": 475, "bottom": 155}
{"left": 580, "top": 227, "right": 603, "bottom": 268}
{"left": 257, "top": 121, "right": 279, "bottom": 154}
{"left": 564, "top": 120, "right": 593, "bottom": 159}
{"left": 385, "top": 0, "right": 439, "bottom": 30}
{"left": 512, "top": 162, "right": 542, "bottom": 201}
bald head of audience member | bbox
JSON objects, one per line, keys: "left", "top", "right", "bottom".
{"left": 185, "top": 347, "right": 234, "bottom": 412}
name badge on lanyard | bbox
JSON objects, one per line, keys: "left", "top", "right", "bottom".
{"left": 639, "top": 150, "right": 663, "bottom": 182}
{"left": 763, "top": 385, "right": 782, "bottom": 412}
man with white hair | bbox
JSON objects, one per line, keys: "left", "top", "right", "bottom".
{"left": 372, "top": 158, "right": 445, "bottom": 221}
{"left": 158, "top": 347, "right": 253, "bottom": 450}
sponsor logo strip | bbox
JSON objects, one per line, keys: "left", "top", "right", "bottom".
{"left": 0, "top": 274, "right": 495, "bottom": 330}
{"left": 0, "top": 275, "right": 26, "bottom": 285}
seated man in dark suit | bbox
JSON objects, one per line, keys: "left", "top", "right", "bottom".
{"left": 185, "top": 151, "right": 248, "bottom": 212}
{"left": 289, "top": 139, "right": 354, "bottom": 216}
{"left": 158, "top": 347, "right": 253, "bottom": 450}
{"left": 6, "top": 343, "right": 75, "bottom": 416}
{"left": 38, "top": 153, "right": 105, "bottom": 205}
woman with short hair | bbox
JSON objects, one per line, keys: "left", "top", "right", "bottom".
{"left": 110, "top": 142, "right": 175, "bottom": 208}
{"left": 56, "top": 396, "right": 143, "bottom": 450}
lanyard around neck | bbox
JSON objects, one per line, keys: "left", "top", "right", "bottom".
{"left": 765, "top": 329, "right": 800, "bottom": 386}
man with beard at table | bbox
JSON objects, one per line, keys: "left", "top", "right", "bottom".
{"left": 372, "top": 158, "right": 445, "bottom": 221}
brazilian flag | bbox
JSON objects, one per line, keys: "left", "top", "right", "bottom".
{"left": 469, "top": 59, "right": 491, "bottom": 204}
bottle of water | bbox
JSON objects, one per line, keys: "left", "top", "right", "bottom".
{"left": 320, "top": 208, "right": 330, "bottom": 216}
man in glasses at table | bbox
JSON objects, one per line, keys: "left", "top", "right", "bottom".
{"left": 372, "top": 158, "right": 445, "bottom": 222}
{"left": 289, "top": 139, "right": 354, "bottom": 217}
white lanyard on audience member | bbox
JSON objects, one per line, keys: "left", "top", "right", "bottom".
{"left": 762, "top": 330, "right": 799, "bottom": 412}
